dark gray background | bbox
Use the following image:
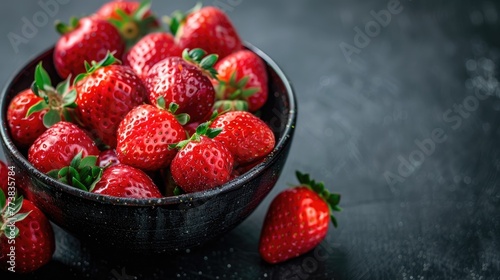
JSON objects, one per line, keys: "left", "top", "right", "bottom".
{"left": 1, "top": 0, "right": 500, "bottom": 279}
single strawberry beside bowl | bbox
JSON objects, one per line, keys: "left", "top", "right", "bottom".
{"left": 54, "top": 16, "right": 125, "bottom": 79}
{"left": 0, "top": 193, "right": 55, "bottom": 274}
{"left": 259, "top": 172, "right": 341, "bottom": 264}
{"left": 169, "top": 5, "right": 243, "bottom": 59}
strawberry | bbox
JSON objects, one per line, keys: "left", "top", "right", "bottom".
{"left": 170, "top": 122, "right": 234, "bottom": 193}
{"left": 169, "top": 5, "right": 242, "bottom": 59}
{"left": 74, "top": 52, "right": 147, "bottom": 148}
{"left": 6, "top": 90, "right": 46, "bottom": 148}
{"left": 123, "top": 32, "right": 182, "bottom": 78}
{"left": 0, "top": 161, "right": 7, "bottom": 196}
{"left": 28, "top": 121, "right": 99, "bottom": 173}
{"left": 143, "top": 48, "right": 217, "bottom": 123}
{"left": 97, "top": 149, "right": 120, "bottom": 169}
{"left": 95, "top": 0, "right": 160, "bottom": 46}
{"left": 259, "top": 172, "right": 341, "bottom": 264}
{"left": 213, "top": 50, "right": 268, "bottom": 112}
{"left": 209, "top": 111, "right": 275, "bottom": 166}
{"left": 54, "top": 16, "right": 125, "bottom": 79}
{"left": 7, "top": 63, "right": 77, "bottom": 148}
{"left": 92, "top": 164, "right": 162, "bottom": 198}
{"left": 0, "top": 194, "right": 55, "bottom": 273}
{"left": 116, "top": 101, "right": 188, "bottom": 171}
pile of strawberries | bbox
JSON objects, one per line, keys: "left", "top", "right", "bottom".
{"left": 1, "top": 0, "right": 342, "bottom": 274}
{"left": 7, "top": 0, "right": 275, "bottom": 198}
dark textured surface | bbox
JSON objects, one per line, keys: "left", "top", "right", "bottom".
{"left": 1, "top": 0, "right": 500, "bottom": 279}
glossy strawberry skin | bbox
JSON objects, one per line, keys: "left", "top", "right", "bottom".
{"left": 75, "top": 65, "right": 147, "bottom": 148}
{"left": 213, "top": 50, "right": 269, "bottom": 112}
{"left": 210, "top": 111, "right": 275, "bottom": 166}
{"left": 177, "top": 7, "right": 242, "bottom": 59}
{"left": 92, "top": 164, "right": 162, "bottom": 198}
{"left": 28, "top": 122, "right": 100, "bottom": 173}
{"left": 171, "top": 136, "right": 234, "bottom": 193}
{"left": 54, "top": 17, "right": 125, "bottom": 79}
{"left": 0, "top": 161, "right": 8, "bottom": 196}
{"left": 144, "top": 57, "right": 215, "bottom": 123}
{"left": 259, "top": 187, "right": 330, "bottom": 264}
{"left": 7, "top": 89, "right": 47, "bottom": 148}
{"left": 123, "top": 32, "right": 182, "bottom": 78}
{"left": 116, "top": 104, "right": 186, "bottom": 171}
{"left": 0, "top": 200, "right": 55, "bottom": 273}
{"left": 97, "top": 149, "right": 120, "bottom": 169}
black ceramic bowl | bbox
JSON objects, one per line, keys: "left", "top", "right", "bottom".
{"left": 0, "top": 44, "right": 296, "bottom": 255}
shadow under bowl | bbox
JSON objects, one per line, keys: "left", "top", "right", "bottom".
{"left": 0, "top": 44, "right": 297, "bottom": 255}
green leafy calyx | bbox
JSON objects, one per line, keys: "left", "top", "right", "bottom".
{"left": 108, "top": 0, "right": 160, "bottom": 47}
{"left": 74, "top": 52, "right": 120, "bottom": 85}
{"left": 182, "top": 48, "right": 219, "bottom": 79}
{"left": 169, "top": 112, "right": 221, "bottom": 150}
{"left": 0, "top": 190, "right": 31, "bottom": 239}
{"left": 47, "top": 151, "right": 103, "bottom": 192}
{"left": 27, "top": 62, "right": 77, "bottom": 127}
{"left": 216, "top": 71, "right": 260, "bottom": 101}
{"left": 165, "top": 2, "right": 202, "bottom": 36}
{"left": 155, "top": 98, "right": 190, "bottom": 125}
{"left": 55, "top": 17, "right": 79, "bottom": 35}
{"left": 296, "top": 171, "right": 342, "bottom": 228}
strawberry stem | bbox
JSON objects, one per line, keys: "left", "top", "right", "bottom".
{"left": 295, "top": 171, "right": 342, "bottom": 228}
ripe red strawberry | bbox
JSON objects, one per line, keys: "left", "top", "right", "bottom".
{"left": 74, "top": 52, "right": 147, "bottom": 148}
{"left": 0, "top": 195, "right": 55, "bottom": 273}
{"left": 169, "top": 5, "right": 242, "bottom": 59}
{"left": 54, "top": 16, "right": 125, "bottom": 79}
{"left": 7, "top": 90, "right": 46, "bottom": 148}
{"left": 209, "top": 111, "right": 275, "bottom": 166}
{"left": 213, "top": 50, "right": 268, "bottom": 112}
{"left": 7, "top": 63, "right": 77, "bottom": 148}
{"left": 116, "top": 102, "right": 187, "bottom": 171}
{"left": 170, "top": 122, "right": 234, "bottom": 193}
{"left": 143, "top": 48, "right": 217, "bottom": 123}
{"left": 28, "top": 121, "right": 99, "bottom": 173}
{"left": 259, "top": 172, "right": 341, "bottom": 264}
{"left": 0, "top": 161, "right": 8, "bottom": 196}
{"left": 123, "top": 32, "right": 182, "bottom": 78}
{"left": 97, "top": 149, "right": 120, "bottom": 169}
{"left": 92, "top": 164, "right": 162, "bottom": 198}
{"left": 95, "top": 0, "right": 160, "bottom": 46}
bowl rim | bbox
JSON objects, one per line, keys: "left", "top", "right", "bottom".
{"left": 0, "top": 43, "right": 297, "bottom": 207}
